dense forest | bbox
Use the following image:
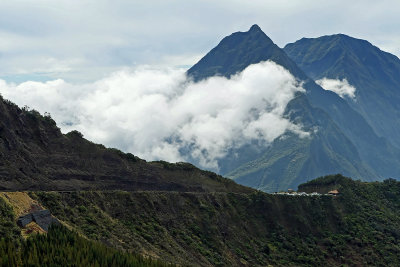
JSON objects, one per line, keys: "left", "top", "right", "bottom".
{"left": 0, "top": 224, "right": 172, "bottom": 267}
{"left": 1, "top": 195, "right": 172, "bottom": 266}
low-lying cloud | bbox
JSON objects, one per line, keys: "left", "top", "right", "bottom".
{"left": 0, "top": 61, "right": 307, "bottom": 170}
{"left": 316, "top": 78, "right": 356, "bottom": 99}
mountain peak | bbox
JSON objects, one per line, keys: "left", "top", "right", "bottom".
{"left": 290, "top": 34, "right": 372, "bottom": 51}
{"left": 284, "top": 33, "right": 399, "bottom": 82}
{"left": 249, "top": 24, "right": 262, "bottom": 33}
{"left": 187, "top": 25, "right": 303, "bottom": 81}
{"left": 284, "top": 32, "right": 400, "bottom": 149}
{"left": 328, "top": 33, "right": 351, "bottom": 39}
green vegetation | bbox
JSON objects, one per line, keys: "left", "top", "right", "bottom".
{"left": 29, "top": 175, "right": 400, "bottom": 266}
{"left": 0, "top": 197, "right": 20, "bottom": 266}
{"left": 0, "top": 196, "right": 171, "bottom": 266}
{"left": 0, "top": 198, "right": 20, "bottom": 242}
{"left": 2, "top": 25, "right": 400, "bottom": 266}
{"left": 0, "top": 224, "right": 172, "bottom": 267}
{"left": 1, "top": 175, "right": 400, "bottom": 266}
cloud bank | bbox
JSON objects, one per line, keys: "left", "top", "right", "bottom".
{"left": 316, "top": 78, "right": 356, "bottom": 99}
{"left": 0, "top": 61, "right": 307, "bottom": 170}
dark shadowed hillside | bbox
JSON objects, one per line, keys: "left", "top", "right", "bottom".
{"left": 187, "top": 24, "right": 304, "bottom": 81}
{"left": 0, "top": 96, "right": 251, "bottom": 193}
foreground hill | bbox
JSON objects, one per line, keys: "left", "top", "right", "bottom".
{"left": 0, "top": 95, "right": 251, "bottom": 193}
{"left": 2, "top": 175, "right": 400, "bottom": 266}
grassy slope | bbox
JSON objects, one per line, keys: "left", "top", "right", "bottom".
{"left": 28, "top": 175, "right": 400, "bottom": 266}
{"left": 0, "top": 197, "right": 20, "bottom": 242}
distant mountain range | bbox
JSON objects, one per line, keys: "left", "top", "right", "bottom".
{"left": 187, "top": 25, "right": 400, "bottom": 192}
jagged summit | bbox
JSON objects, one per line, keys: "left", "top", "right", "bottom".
{"left": 249, "top": 24, "right": 262, "bottom": 32}
{"left": 187, "top": 24, "right": 302, "bottom": 81}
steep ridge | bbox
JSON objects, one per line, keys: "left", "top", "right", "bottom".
{"left": 284, "top": 34, "right": 400, "bottom": 148}
{"left": 187, "top": 25, "right": 400, "bottom": 191}
{"left": 188, "top": 24, "right": 304, "bottom": 81}
{"left": 228, "top": 93, "right": 376, "bottom": 191}
{"left": 0, "top": 96, "right": 251, "bottom": 193}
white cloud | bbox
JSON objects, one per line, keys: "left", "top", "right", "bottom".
{"left": 0, "top": 61, "right": 307, "bottom": 170}
{"left": 316, "top": 78, "right": 356, "bottom": 99}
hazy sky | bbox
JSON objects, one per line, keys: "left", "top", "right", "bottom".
{"left": 1, "top": 0, "right": 399, "bottom": 83}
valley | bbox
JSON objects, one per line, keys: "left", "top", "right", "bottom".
{"left": 1, "top": 21, "right": 400, "bottom": 266}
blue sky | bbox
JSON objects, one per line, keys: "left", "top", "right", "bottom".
{"left": 1, "top": 0, "right": 399, "bottom": 83}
